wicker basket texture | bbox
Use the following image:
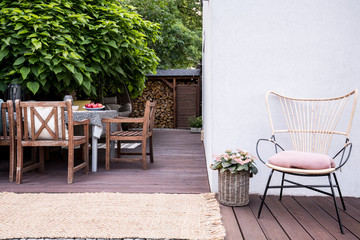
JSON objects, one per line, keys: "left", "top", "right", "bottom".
{"left": 218, "top": 170, "right": 250, "bottom": 206}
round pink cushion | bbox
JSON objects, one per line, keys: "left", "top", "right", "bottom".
{"left": 268, "top": 151, "right": 336, "bottom": 170}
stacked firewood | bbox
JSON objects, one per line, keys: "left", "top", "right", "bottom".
{"left": 131, "top": 80, "right": 174, "bottom": 128}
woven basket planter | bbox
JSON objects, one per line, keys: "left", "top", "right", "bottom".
{"left": 218, "top": 170, "right": 250, "bottom": 206}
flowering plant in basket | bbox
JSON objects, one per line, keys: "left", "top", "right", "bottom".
{"left": 210, "top": 149, "right": 258, "bottom": 176}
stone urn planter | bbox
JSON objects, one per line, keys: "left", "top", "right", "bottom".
{"left": 190, "top": 127, "right": 201, "bottom": 133}
{"left": 188, "top": 116, "right": 202, "bottom": 133}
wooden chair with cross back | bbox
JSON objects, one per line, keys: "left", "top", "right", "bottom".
{"left": 15, "top": 99, "right": 90, "bottom": 184}
{"left": 0, "top": 100, "right": 16, "bottom": 182}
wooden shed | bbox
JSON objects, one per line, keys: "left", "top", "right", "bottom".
{"left": 132, "top": 69, "right": 201, "bottom": 129}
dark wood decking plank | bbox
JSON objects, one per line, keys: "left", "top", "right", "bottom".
{"left": 281, "top": 196, "right": 336, "bottom": 240}
{"left": 220, "top": 205, "right": 244, "bottom": 240}
{"left": 344, "top": 197, "right": 360, "bottom": 213}
{"left": 249, "top": 195, "right": 290, "bottom": 240}
{"left": 264, "top": 195, "right": 312, "bottom": 240}
{"left": 312, "top": 196, "right": 360, "bottom": 238}
{"left": 322, "top": 196, "right": 360, "bottom": 222}
{"left": 294, "top": 196, "right": 358, "bottom": 240}
{"left": 233, "top": 203, "right": 267, "bottom": 240}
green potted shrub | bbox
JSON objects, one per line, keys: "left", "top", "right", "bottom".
{"left": 188, "top": 116, "right": 202, "bottom": 133}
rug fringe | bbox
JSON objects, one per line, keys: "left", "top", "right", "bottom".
{"left": 202, "top": 193, "right": 226, "bottom": 240}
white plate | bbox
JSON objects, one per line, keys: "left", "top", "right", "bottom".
{"left": 83, "top": 106, "right": 105, "bottom": 111}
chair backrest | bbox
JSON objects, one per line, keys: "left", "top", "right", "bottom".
{"left": 142, "top": 101, "right": 157, "bottom": 135}
{"left": 266, "top": 90, "right": 358, "bottom": 154}
{"left": 15, "top": 100, "right": 73, "bottom": 141}
{"left": 0, "top": 100, "right": 15, "bottom": 142}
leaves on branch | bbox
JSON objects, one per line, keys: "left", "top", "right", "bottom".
{"left": 0, "top": 0, "right": 160, "bottom": 97}
{"left": 123, "top": 0, "right": 202, "bottom": 69}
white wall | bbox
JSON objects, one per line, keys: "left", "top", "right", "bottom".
{"left": 203, "top": 0, "right": 360, "bottom": 196}
{"left": 202, "top": 0, "right": 216, "bottom": 191}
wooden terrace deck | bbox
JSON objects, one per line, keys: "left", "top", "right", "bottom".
{"left": 0, "top": 129, "right": 209, "bottom": 193}
{"left": 0, "top": 129, "right": 359, "bottom": 239}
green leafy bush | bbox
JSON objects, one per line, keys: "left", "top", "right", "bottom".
{"left": 188, "top": 116, "right": 202, "bottom": 128}
{"left": 0, "top": 0, "right": 159, "bottom": 98}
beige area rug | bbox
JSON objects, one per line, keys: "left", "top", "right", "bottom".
{"left": 0, "top": 192, "right": 225, "bottom": 240}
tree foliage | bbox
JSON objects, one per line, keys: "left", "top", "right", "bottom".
{"left": 174, "top": 0, "right": 202, "bottom": 31}
{"left": 0, "top": 0, "right": 160, "bottom": 98}
{"left": 123, "top": 0, "right": 202, "bottom": 69}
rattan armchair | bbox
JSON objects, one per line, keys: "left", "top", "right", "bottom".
{"left": 256, "top": 90, "right": 358, "bottom": 234}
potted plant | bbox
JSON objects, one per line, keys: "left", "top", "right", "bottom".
{"left": 188, "top": 116, "right": 202, "bottom": 133}
{"left": 210, "top": 149, "right": 258, "bottom": 206}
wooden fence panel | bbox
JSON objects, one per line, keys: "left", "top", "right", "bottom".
{"left": 176, "top": 85, "right": 198, "bottom": 128}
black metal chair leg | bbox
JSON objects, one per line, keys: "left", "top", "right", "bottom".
{"left": 279, "top": 172, "right": 285, "bottom": 201}
{"left": 328, "top": 174, "right": 344, "bottom": 234}
{"left": 333, "top": 172, "right": 346, "bottom": 211}
{"left": 258, "top": 169, "right": 274, "bottom": 218}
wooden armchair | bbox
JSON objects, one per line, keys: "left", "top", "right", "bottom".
{"left": 15, "top": 99, "right": 89, "bottom": 184}
{"left": 0, "top": 100, "right": 15, "bottom": 182}
{"left": 102, "top": 101, "right": 156, "bottom": 170}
